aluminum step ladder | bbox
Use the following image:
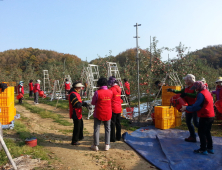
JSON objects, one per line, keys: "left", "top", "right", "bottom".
{"left": 65, "top": 75, "right": 73, "bottom": 86}
{"left": 50, "top": 80, "right": 61, "bottom": 101}
{"left": 80, "top": 67, "right": 90, "bottom": 98}
{"left": 106, "top": 62, "right": 132, "bottom": 119}
{"left": 87, "top": 64, "right": 100, "bottom": 119}
{"left": 43, "top": 70, "right": 51, "bottom": 93}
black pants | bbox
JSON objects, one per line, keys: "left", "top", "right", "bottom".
{"left": 126, "top": 95, "right": 130, "bottom": 105}
{"left": 198, "top": 117, "right": 214, "bottom": 150}
{"left": 110, "top": 113, "right": 121, "bottom": 142}
{"left": 29, "top": 91, "right": 33, "bottom": 97}
{"left": 65, "top": 90, "right": 69, "bottom": 100}
{"left": 19, "top": 98, "right": 23, "bottom": 104}
{"left": 72, "top": 118, "right": 83, "bottom": 143}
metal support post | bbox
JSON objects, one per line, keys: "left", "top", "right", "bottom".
{"left": 134, "top": 23, "right": 141, "bottom": 122}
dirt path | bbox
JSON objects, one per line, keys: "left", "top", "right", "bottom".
{"left": 15, "top": 100, "right": 156, "bottom": 170}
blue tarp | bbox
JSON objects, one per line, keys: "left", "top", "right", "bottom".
{"left": 122, "top": 126, "right": 222, "bottom": 170}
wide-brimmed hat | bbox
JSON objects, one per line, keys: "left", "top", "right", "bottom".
{"left": 215, "top": 77, "right": 222, "bottom": 83}
{"left": 74, "top": 83, "right": 85, "bottom": 88}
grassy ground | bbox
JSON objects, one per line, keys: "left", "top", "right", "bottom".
{"left": 22, "top": 101, "right": 72, "bottom": 126}
{"left": 23, "top": 94, "right": 69, "bottom": 110}
{"left": 0, "top": 112, "right": 51, "bottom": 167}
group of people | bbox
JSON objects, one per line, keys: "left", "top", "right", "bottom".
{"left": 17, "top": 79, "right": 42, "bottom": 104}
{"left": 68, "top": 76, "right": 130, "bottom": 151}
{"left": 167, "top": 74, "right": 222, "bottom": 155}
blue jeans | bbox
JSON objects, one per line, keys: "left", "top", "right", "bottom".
{"left": 186, "top": 112, "right": 199, "bottom": 138}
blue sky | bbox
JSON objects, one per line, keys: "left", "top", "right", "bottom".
{"left": 1, "top": 0, "right": 222, "bottom": 62}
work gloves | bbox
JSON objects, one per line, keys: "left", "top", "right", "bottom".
{"left": 167, "top": 88, "right": 175, "bottom": 92}
{"left": 82, "top": 102, "right": 92, "bottom": 110}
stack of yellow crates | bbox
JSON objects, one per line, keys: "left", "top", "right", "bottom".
{"left": 154, "top": 86, "right": 182, "bottom": 130}
{"left": 0, "top": 86, "right": 16, "bottom": 125}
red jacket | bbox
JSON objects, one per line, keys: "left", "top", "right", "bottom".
{"left": 18, "top": 85, "right": 24, "bottom": 94}
{"left": 29, "top": 82, "right": 33, "bottom": 91}
{"left": 109, "top": 85, "right": 122, "bottom": 114}
{"left": 33, "top": 83, "right": 40, "bottom": 93}
{"left": 69, "top": 92, "right": 82, "bottom": 119}
{"left": 124, "top": 82, "right": 130, "bottom": 95}
{"left": 197, "top": 89, "right": 215, "bottom": 118}
{"left": 65, "top": 82, "right": 71, "bottom": 90}
{"left": 96, "top": 89, "right": 113, "bottom": 121}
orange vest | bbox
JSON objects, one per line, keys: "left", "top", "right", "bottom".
{"left": 96, "top": 89, "right": 113, "bottom": 121}
{"left": 69, "top": 92, "right": 82, "bottom": 119}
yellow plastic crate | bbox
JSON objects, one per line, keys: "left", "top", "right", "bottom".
{"left": 0, "top": 104, "right": 14, "bottom": 125}
{"left": 0, "top": 87, "right": 14, "bottom": 98}
{"left": 154, "top": 106, "right": 175, "bottom": 119}
{"left": 0, "top": 97, "right": 13, "bottom": 106}
{"left": 175, "top": 116, "right": 182, "bottom": 127}
{"left": 162, "top": 94, "right": 175, "bottom": 106}
{"left": 174, "top": 108, "right": 182, "bottom": 117}
{"left": 162, "top": 86, "right": 181, "bottom": 95}
{"left": 155, "top": 117, "right": 175, "bottom": 130}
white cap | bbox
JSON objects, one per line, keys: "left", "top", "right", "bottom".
{"left": 215, "top": 77, "right": 222, "bottom": 83}
{"left": 183, "top": 74, "right": 195, "bottom": 83}
{"left": 199, "top": 78, "right": 206, "bottom": 84}
{"left": 37, "top": 79, "right": 41, "bottom": 84}
{"left": 74, "top": 83, "right": 84, "bottom": 88}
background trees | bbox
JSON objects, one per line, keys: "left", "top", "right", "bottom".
{"left": 0, "top": 42, "right": 221, "bottom": 94}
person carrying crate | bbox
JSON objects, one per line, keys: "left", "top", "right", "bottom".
{"left": 167, "top": 74, "right": 199, "bottom": 142}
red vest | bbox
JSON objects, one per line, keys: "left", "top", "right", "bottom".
{"left": 69, "top": 92, "right": 82, "bottom": 119}
{"left": 197, "top": 89, "right": 215, "bottom": 118}
{"left": 65, "top": 82, "right": 71, "bottom": 90}
{"left": 109, "top": 85, "right": 122, "bottom": 114}
{"left": 184, "top": 86, "right": 196, "bottom": 105}
{"left": 33, "top": 83, "right": 40, "bottom": 93}
{"left": 124, "top": 82, "right": 130, "bottom": 95}
{"left": 18, "top": 85, "right": 24, "bottom": 94}
{"left": 96, "top": 89, "right": 113, "bottom": 121}
{"left": 29, "top": 82, "right": 33, "bottom": 91}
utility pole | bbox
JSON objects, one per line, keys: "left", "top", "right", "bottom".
{"left": 150, "top": 36, "right": 152, "bottom": 67}
{"left": 134, "top": 23, "right": 141, "bottom": 122}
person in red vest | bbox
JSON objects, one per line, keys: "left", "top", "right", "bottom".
{"left": 33, "top": 79, "right": 41, "bottom": 104}
{"left": 18, "top": 81, "right": 24, "bottom": 104}
{"left": 199, "top": 78, "right": 209, "bottom": 90}
{"left": 29, "top": 80, "right": 34, "bottom": 98}
{"left": 167, "top": 74, "right": 199, "bottom": 142}
{"left": 123, "top": 78, "right": 130, "bottom": 105}
{"left": 69, "top": 82, "right": 90, "bottom": 145}
{"left": 91, "top": 77, "right": 113, "bottom": 151}
{"left": 65, "top": 78, "right": 71, "bottom": 100}
{"left": 108, "top": 76, "right": 122, "bottom": 142}
{"left": 181, "top": 81, "right": 215, "bottom": 155}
